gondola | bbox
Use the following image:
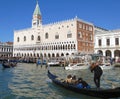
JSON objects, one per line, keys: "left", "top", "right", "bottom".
{"left": 47, "top": 70, "right": 120, "bottom": 98}
{"left": 2, "top": 62, "right": 17, "bottom": 68}
{"left": 2, "top": 63, "right": 11, "bottom": 68}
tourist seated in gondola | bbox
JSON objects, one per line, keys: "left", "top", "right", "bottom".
{"left": 65, "top": 74, "right": 72, "bottom": 83}
{"left": 71, "top": 75, "right": 77, "bottom": 84}
{"left": 77, "top": 78, "right": 90, "bottom": 89}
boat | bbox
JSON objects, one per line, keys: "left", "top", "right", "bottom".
{"left": 2, "top": 62, "right": 17, "bottom": 68}
{"left": 99, "top": 63, "right": 114, "bottom": 70}
{"left": 47, "top": 60, "right": 60, "bottom": 66}
{"left": 65, "top": 63, "right": 90, "bottom": 70}
{"left": 47, "top": 70, "right": 120, "bottom": 98}
{"left": 2, "top": 63, "right": 11, "bottom": 68}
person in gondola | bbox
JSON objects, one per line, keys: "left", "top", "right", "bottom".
{"left": 71, "top": 75, "right": 77, "bottom": 84}
{"left": 77, "top": 78, "right": 90, "bottom": 88}
{"left": 65, "top": 74, "right": 72, "bottom": 83}
{"left": 90, "top": 61, "right": 103, "bottom": 89}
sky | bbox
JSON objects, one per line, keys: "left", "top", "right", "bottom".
{"left": 0, "top": 0, "right": 120, "bottom": 42}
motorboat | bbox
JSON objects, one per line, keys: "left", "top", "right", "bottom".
{"left": 99, "top": 63, "right": 114, "bottom": 70}
{"left": 65, "top": 63, "right": 90, "bottom": 70}
{"left": 47, "top": 60, "right": 60, "bottom": 66}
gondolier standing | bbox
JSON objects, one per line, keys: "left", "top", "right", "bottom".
{"left": 90, "top": 61, "right": 103, "bottom": 88}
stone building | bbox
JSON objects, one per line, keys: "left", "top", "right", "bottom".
{"left": 13, "top": 2, "right": 94, "bottom": 58}
{"left": 0, "top": 42, "right": 13, "bottom": 57}
{"left": 94, "top": 26, "right": 120, "bottom": 58}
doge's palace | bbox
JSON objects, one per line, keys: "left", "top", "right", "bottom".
{"left": 13, "top": 2, "right": 94, "bottom": 58}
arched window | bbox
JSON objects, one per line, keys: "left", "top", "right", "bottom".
{"left": 45, "top": 33, "right": 48, "bottom": 39}
{"left": 24, "top": 36, "right": 26, "bottom": 41}
{"left": 17, "top": 37, "right": 20, "bottom": 42}
{"left": 55, "top": 34, "right": 59, "bottom": 39}
{"left": 67, "top": 31, "right": 72, "bottom": 38}
{"left": 31, "top": 35, "right": 34, "bottom": 40}
{"left": 55, "top": 33, "right": 59, "bottom": 39}
{"left": 37, "top": 36, "right": 40, "bottom": 41}
{"left": 74, "top": 44, "right": 76, "bottom": 49}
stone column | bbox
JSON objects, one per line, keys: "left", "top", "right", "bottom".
{"left": 103, "top": 50, "right": 106, "bottom": 56}
{"left": 111, "top": 49, "right": 114, "bottom": 58}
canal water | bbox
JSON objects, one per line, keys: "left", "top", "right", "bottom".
{"left": 0, "top": 63, "right": 120, "bottom": 99}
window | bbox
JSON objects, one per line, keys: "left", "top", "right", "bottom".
{"left": 24, "top": 36, "right": 26, "bottom": 41}
{"left": 78, "top": 32, "right": 82, "bottom": 38}
{"left": 89, "top": 35, "right": 93, "bottom": 41}
{"left": 31, "top": 35, "right": 34, "bottom": 40}
{"left": 79, "top": 23, "right": 82, "bottom": 28}
{"left": 115, "top": 38, "right": 119, "bottom": 45}
{"left": 67, "top": 26, "right": 69, "bottom": 28}
{"left": 89, "top": 26, "right": 93, "bottom": 31}
{"left": 33, "top": 22, "right": 36, "bottom": 25}
{"left": 67, "top": 31, "right": 72, "bottom": 38}
{"left": 106, "top": 38, "right": 110, "bottom": 46}
{"left": 86, "top": 25, "right": 89, "bottom": 30}
{"left": 83, "top": 24, "right": 85, "bottom": 29}
{"left": 38, "top": 36, "right": 40, "bottom": 41}
{"left": 45, "top": 33, "right": 48, "bottom": 39}
{"left": 17, "top": 37, "right": 20, "bottom": 42}
{"left": 55, "top": 35, "right": 59, "bottom": 39}
{"left": 67, "top": 34, "right": 72, "bottom": 38}
{"left": 98, "top": 39, "right": 102, "bottom": 46}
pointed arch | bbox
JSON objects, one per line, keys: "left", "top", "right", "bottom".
{"left": 38, "top": 36, "right": 40, "bottom": 41}
{"left": 114, "top": 50, "right": 120, "bottom": 57}
{"left": 24, "top": 36, "right": 26, "bottom": 41}
{"left": 105, "top": 50, "right": 111, "bottom": 57}
{"left": 56, "top": 53, "right": 59, "bottom": 57}
{"left": 45, "top": 32, "right": 49, "bottom": 39}
{"left": 17, "top": 37, "right": 20, "bottom": 42}
{"left": 61, "top": 53, "right": 64, "bottom": 56}
{"left": 31, "top": 35, "right": 34, "bottom": 40}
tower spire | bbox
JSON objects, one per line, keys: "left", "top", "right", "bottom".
{"left": 33, "top": 0, "right": 41, "bottom": 16}
{"left": 32, "top": 0, "right": 42, "bottom": 28}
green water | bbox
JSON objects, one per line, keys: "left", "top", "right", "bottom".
{"left": 0, "top": 63, "right": 120, "bottom": 99}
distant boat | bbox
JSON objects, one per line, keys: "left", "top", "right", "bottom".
{"left": 2, "top": 62, "right": 17, "bottom": 68}
{"left": 47, "top": 60, "right": 60, "bottom": 66}
{"left": 47, "top": 70, "right": 120, "bottom": 98}
{"left": 99, "top": 63, "right": 114, "bottom": 70}
{"left": 65, "top": 63, "right": 90, "bottom": 70}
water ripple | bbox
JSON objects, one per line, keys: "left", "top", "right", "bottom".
{"left": 0, "top": 63, "right": 120, "bottom": 99}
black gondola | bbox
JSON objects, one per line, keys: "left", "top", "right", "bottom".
{"left": 2, "top": 63, "right": 11, "bottom": 68}
{"left": 2, "top": 62, "right": 17, "bottom": 68}
{"left": 47, "top": 70, "right": 120, "bottom": 98}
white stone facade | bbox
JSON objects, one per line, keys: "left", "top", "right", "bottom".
{"left": 0, "top": 42, "right": 13, "bottom": 57}
{"left": 14, "top": 19, "right": 77, "bottom": 57}
{"left": 13, "top": 2, "right": 94, "bottom": 58}
{"left": 94, "top": 27, "right": 120, "bottom": 58}
{"left": 14, "top": 18, "right": 94, "bottom": 58}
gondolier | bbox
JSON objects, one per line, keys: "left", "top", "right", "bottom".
{"left": 90, "top": 61, "right": 103, "bottom": 88}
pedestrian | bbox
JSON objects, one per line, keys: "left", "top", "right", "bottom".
{"left": 90, "top": 61, "right": 103, "bottom": 89}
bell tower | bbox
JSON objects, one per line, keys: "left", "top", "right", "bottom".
{"left": 32, "top": 1, "right": 42, "bottom": 28}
